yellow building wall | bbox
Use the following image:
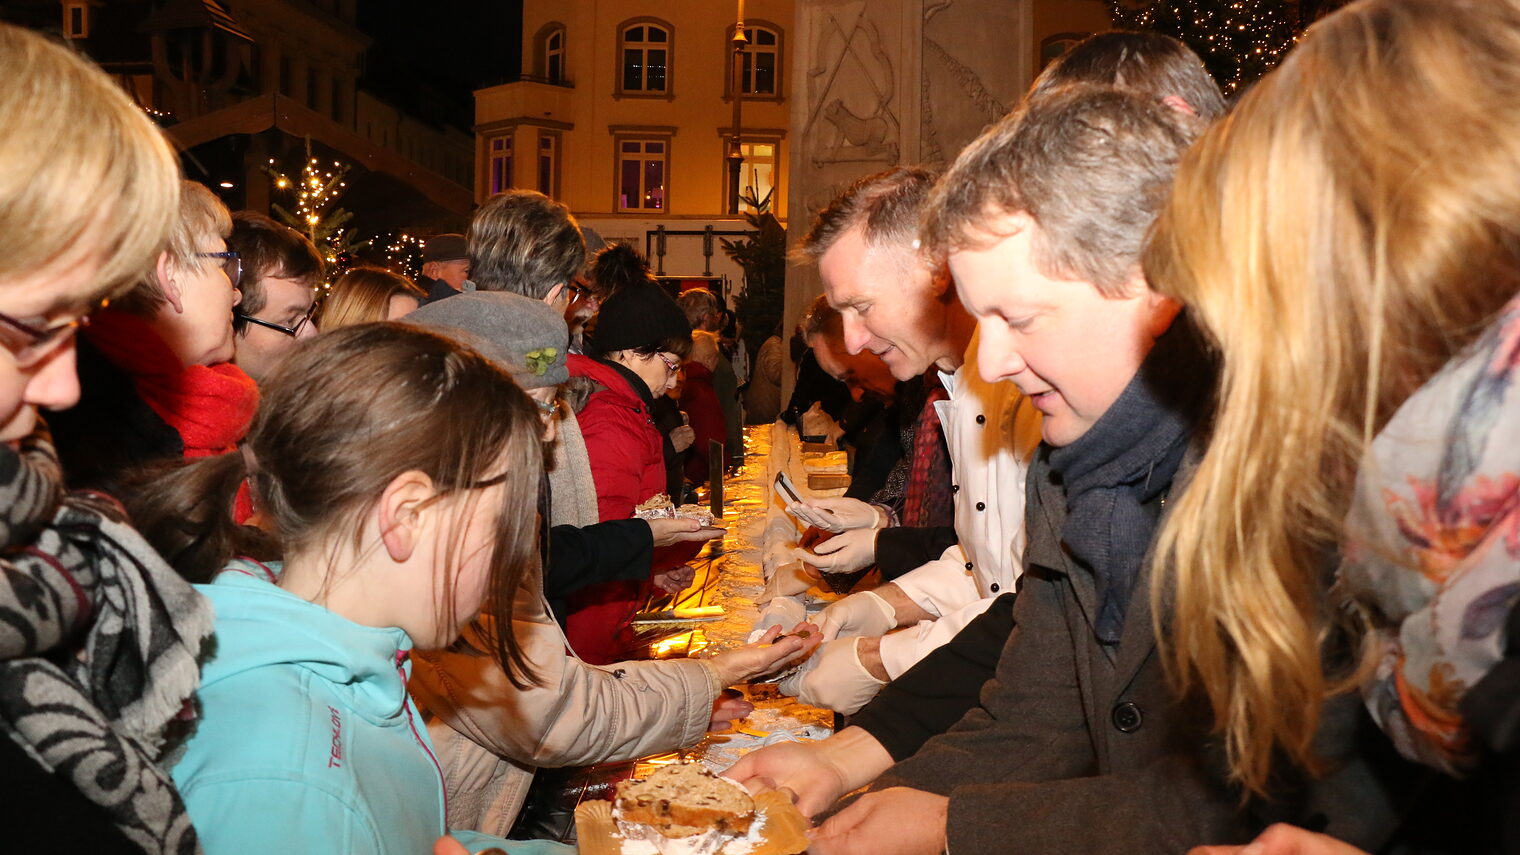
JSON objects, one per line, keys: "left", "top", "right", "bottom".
{"left": 479, "top": 0, "right": 793, "bottom": 223}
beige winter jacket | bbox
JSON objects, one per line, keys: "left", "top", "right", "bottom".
{"left": 411, "top": 591, "right": 720, "bottom": 835}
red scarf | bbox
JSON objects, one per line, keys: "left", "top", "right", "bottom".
{"left": 85, "top": 311, "right": 259, "bottom": 458}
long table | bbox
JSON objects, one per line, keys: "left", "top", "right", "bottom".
{"left": 514, "top": 423, "right": 838, "bottom": 843}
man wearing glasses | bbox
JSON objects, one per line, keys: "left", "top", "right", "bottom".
{"left": 226, "top": 212, "right": 324, "bottom": 382}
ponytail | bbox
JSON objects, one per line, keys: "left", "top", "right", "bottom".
{"left": 122, "top": 453, "right": 279, "bottom": 583}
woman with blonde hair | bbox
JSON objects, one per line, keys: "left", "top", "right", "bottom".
{"left": 319, "top": 265, "right": 427, "bottom": 330}
{"left": 1146, "top": 0, "right": 1520, "bottom": 850}
{"left": 0, "top": 22, "right": 206, "bottom": 854}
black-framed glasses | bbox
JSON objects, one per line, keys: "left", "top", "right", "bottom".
{"left": 197, "top": 251, "right": 241, "bottom": 288}
{"left": 0, "top": 297, "right": 109, "bottom": 368}
{"left": 236, "top": 301, "right": 316, "bottom": 338}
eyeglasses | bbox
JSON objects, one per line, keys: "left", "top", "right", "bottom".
{"left": 655, "top": 352, "right": 680, "bottom": 372}
{"left": 236, "top": 301, "right": 317, "bottom": 338}
{"left": 197, "top": 251, "right": 242, "bottom": 288}
{"left": 567, "top": 282, "right": 599, "bottom": 303}
{"left": 0, "top": 298, "right": 109, "bottom": 368}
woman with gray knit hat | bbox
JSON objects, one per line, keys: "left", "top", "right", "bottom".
{"left": 402, "top": 290, "right": 819, "bottom": 838}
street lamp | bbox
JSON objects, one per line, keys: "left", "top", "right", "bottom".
{"left": 726, "top": 1, "right": 748, "bottom": 216}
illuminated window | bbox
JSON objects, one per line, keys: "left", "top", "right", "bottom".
{"left": 727, "top": 141, "right": 777, "bottom": 213}
{"left": 617, "top": 137, "right": 668, "bottom": 211}
{"left": 488, "top": 136, "right": 513, "bottom": 195}
{"left": 619, "top": 21, "right": 671, "bottom": 94}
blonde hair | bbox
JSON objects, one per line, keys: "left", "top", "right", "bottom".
{"left": 116, "top": 181, "right": 233, "bottom": 316}
{"left": 0, "top": 24, "right": 180, "bottom": 300}
{"left": 319, "top": 267, "right": 425, "bottom": 331}
{"left": 1147, "top": 0, "right": 1520, "bottom": 797}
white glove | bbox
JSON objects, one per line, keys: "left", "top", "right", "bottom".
{"left": 747, "top": 597, "right": 808, "bottom": 643}
{"left": 816, "top": 590, "right": 897, "bottom": 642}
{"left": 778, "top": 637, "right": 887, "bottom": 715}
{"left": 762, "top": 540, "right": 794, "bottom": 579}
{"left": 785, "top": 497, "right": 882, "bottom": 533}
{"left": 799, "top": 527, "right": 878, "bottom": 576}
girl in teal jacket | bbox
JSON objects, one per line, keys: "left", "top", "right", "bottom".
{"left": 137, "top": 324, "right": 573, "bottom": 855}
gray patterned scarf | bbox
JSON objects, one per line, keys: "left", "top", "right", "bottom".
{"left": 0, "top": 422, "right": 212, "bottom": 853}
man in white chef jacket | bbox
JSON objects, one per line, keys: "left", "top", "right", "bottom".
{"left": 776, "top": 167, "right": 1041, "bottom": 713}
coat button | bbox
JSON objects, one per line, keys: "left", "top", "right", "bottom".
{"left": 964, "top": 562, "right": 974, "bottom": 572}
{"left": 975, "top": 414, "right": 986, "bottom": 425}
{"left": 1112, "top": 701, "right": 1143, "bottom": 733}
{"left": 990, "top": 583, "right": 1000, "bottom": 593}
{"left": 975, "top": 501, "right": 986, "bottom": 511}
{"left": 951, "top": 484, "right": 960, "bottom": 493}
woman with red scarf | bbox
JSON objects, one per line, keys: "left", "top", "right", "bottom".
{"left": 48, "top": 181, "right": 259, "bottom": 496}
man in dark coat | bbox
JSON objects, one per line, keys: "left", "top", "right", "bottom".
{"left": 416, "top": 233, "right": 470, "bottom": 304}
{"left": 737, "top": 74, "right": 1413, "bottom": 855}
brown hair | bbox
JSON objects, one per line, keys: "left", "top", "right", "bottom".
{"left": 797, "top": 167, "right": 937, "bottom": 262}
{"left": 227, "top": 211, "right": 324, "bottom": 330}
{"left": 1032, "top": 31, "right": 1226, "bottom": 122}
{"left": 114, "top": 181, "right": 233, "bottom": 317}
{"left": 126, "top": 323, "right": 545, "bottom": 686}
{"left": 921, "top": 84, "right": 1202, "bottom": 296}
{"left": 469, "top": 189, "right": 586, "bottom": 300}
{"left": 676, "top": 288, "right": 721, "bottom": 329}
{"left": 0, "top": 24, "right": 179, "bottom": 302}
{"left": 802, "top": 294, "right": 843, "bottom": 340}
{"left": 319, "top": 267, "right": 426, "bottom": 331}
{"left": 1149, "top": 0, "right": 1520, "bottom": 796}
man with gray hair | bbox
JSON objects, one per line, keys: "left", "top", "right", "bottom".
{"left": 768, "top": 166, "right": 1043, "bottom": 716}
{"left": 468, "top": 189, "right": 585, "bottom": 308}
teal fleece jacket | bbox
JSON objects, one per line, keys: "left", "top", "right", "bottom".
{"left": 172, "top": 563, "right": 572, "bottom": 855}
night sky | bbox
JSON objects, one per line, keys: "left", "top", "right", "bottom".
{"left": 356, "top": 0, "right": 524, "bottom": 133}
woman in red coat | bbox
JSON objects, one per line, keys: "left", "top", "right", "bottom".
{"left": 566, "top": 280, "right": 694, "bottom": 663}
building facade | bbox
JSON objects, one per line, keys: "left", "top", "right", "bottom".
{"left": 10, "top": 0, "right": 474, "bottom": 228}
{"left": 474, "top": 0, "right": 795, "bottom": 283}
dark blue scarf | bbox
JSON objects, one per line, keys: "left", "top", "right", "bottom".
{"left": 1047, "top": 317, "right": 1213, "bottom": 645}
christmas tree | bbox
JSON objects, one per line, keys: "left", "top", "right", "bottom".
{"left": 263, "top": 138, "right": 367, "bottom": 281}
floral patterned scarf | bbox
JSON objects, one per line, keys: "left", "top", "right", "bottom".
{"left": 1337, "top": 292, "right": 1520, "bottom": 774}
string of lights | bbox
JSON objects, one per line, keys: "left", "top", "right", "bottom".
{"left": 376, "top": 232, "right": 425, "bottom": 279}
{"left": 1109, "top": 0, "right": 1304, "bottom": 93}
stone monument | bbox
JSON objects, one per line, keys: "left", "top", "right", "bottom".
{"left": 782, "top": 0, "right": 1033, "bottom": 394}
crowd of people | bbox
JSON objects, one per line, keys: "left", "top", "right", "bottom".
{"left": 4, "top": 0, "right": 1520, "bottom": 852}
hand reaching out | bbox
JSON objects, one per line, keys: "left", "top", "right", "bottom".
{"left": 708, "top": 622, "right": 821, "bottom": 685}
{"left": 725, "top": 726, "right": 895, "bottom": 817}
{"left": 809, "top": 787, "right": 949, "bottom": 855}
{"left": 652, "top": 564, "right": 696, "bottom": 594}
{"left": 670, "top": 424, "right": 696, "bottom": 453}
{"left": 785, "top": 497, "right": 882, "bottom": 532}
{"left": 645, "top": 517, "right": 724, "bottom": 548}
{"left": 799, "top": 528, "right": 879, "bottom": 576}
